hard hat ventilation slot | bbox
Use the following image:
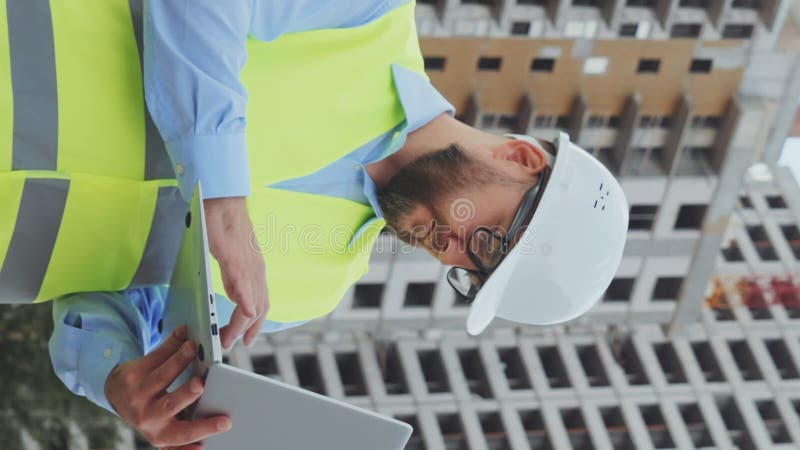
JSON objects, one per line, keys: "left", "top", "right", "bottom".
{"left": 595, "top": 182, "right": 609, "bottom": 211}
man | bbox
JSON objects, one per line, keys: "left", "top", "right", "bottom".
{"left": 0, "top": 0, "right": 626, "bottom": 448}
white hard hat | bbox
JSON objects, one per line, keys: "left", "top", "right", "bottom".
{"left": 465, "top": 132, "right": 628, "bottom": 335}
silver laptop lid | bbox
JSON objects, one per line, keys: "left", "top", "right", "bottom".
{"left": 197, "top": 364, "right": 413, "bottom": 450}
{"left": 162, "top": 182, "right": 223, "bottom": 386}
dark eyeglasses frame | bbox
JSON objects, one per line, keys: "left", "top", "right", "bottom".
{"left": 447, "top": 166, "right": 551, "bottom": 303}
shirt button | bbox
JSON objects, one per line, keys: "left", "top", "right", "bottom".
{"left": 353, "top": 164, "right": 361, "bottom": 171}
{"left": 175, "top": 163, "right": 185, "bottom": 175}
{"left": 103, "top": 348, "right": 113, "bottom": 359}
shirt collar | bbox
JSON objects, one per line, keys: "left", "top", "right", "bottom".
{"left": 391, "top": 64, "right": 455, "bottom": 134}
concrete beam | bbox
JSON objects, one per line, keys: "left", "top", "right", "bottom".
{"left": 515, "top": 93, "right": 535, "bottom": 134}
{"left": 614, "top": 93, "right": 641, "bottom": 176}
{"left": 547, "top": 0, "right": 567, "bottom": 26}
{"left": 432, "top": 0, "right": 448, "bottom": 22}
{"left": 489, "top": 0, "right": 504, "bottom": 23}
{"left": 463, "top": 92, "right": 482, "bottom": 128}
{"left": 568, "top": 94, "right": 590, "bottom": 144}
{"left": 760, "top": 0, "right": 783, "bottom": 31}
{"left": 668, "top": 98, "right": 767, "bottom": 333}
{"left": 665, "top": 93, "right": 693, "bottom": 176}
{"left": 601, "top": 0, "right": 624, "bottom": 29}
{"left": 710, "top": 97, "right": 743, "bottom": 173}
{"left": 623, "top": 237, "right": 699, "bottom": 257}
{"left": 655, "top": 0, "right": 676, "bottom": 30}
{"left": 709, "top": 0, "right": 733, "bottom": 31}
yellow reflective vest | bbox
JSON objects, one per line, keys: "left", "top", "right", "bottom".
{"left": 0, "top": 1, "right": 424, "bottom": 322}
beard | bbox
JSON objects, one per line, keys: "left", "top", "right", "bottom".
{"left": 377, "top": 144, "right": 500, "bottom": 242}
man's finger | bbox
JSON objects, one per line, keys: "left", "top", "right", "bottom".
{"left": 219, "top": 306, "right": 252, "bottom": 349}
{"left": 150, "top": 377, "right": 204, "bottom": 421}
{"left": 243, "top": 312, "right": 265, "bottom": 347}
{"left": 222, "top": 272, "right": 256, "bottom": 319}
{"left": 243, "top": 271, "right": 269, "bottom": 346}
{"left": 140, "top": 326, "right": 188, "bottom": 372}
{"left": 160, "top": 416, "right": 232, "bottom": 447}
{"left": 142, "top": 341, "right": 196, "bottom": 397}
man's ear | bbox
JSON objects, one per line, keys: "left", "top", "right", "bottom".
{"left": 490, "top": 139, "right": 547, "bottom": 174}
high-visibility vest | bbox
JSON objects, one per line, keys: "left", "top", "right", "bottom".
{"left": 0, "top": 0, "right": 424, "bottom": 322}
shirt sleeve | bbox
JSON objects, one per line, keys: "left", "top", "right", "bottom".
{"left": 144, "top": 0, "right": 254, "bottom": 201}
{"left": 48, "top": 287, "right": 167, "bottom": 415}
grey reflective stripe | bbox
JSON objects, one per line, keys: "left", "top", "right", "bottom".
{"left": 128, "top": 0, "right": 174, "bottom": 180}
{"left": 6, "top": 0, "right": 59, "bottom": 171}
{"left": 0, "top": 179, "right": 69, "bottom": 302}
{"left": 143, "top": 96, "right": 174, "bottom": 179}
{"left": 129, "top": 186, "right": 188, "bottom": 287}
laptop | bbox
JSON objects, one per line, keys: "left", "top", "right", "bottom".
{"left": 162, "top": 183, "right": 413, "bottom": 450}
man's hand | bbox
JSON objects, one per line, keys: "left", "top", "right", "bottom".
{"left": 204, "top": 197, "right": 269, "bottom": 348}
{"left": 105, "top": 326, "right": 231, "bottom": 449}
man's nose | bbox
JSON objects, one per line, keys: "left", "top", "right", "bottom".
{"left": 436, "top": 236, "right": 477, "bottom": 270}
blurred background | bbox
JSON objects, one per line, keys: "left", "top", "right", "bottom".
{"left": 4, "top": 0, "right": 800, "bottom": 449}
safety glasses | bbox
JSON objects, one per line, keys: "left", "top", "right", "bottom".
{"left": 447, "top": 166, "right": 551, "bottom": 303}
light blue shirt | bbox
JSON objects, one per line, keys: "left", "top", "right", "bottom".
{"left": 145, "top": 0, "right": 410, "bottom": 201}
{"left": 50, "top": 287, "right": 306, "bottom": 413}
{"left": 51, "top": 0, "right": 454, "bottom": 414}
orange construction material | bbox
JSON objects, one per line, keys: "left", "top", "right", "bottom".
{"left": 737, "top": 279, "right": 769, "bottom": 309}
{"left": 705, "top": 279, "right": 731, "bottom": 310}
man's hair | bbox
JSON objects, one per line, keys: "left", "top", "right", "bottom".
{"left": 377, "top": 144, "right": 502, "bottom": 243}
